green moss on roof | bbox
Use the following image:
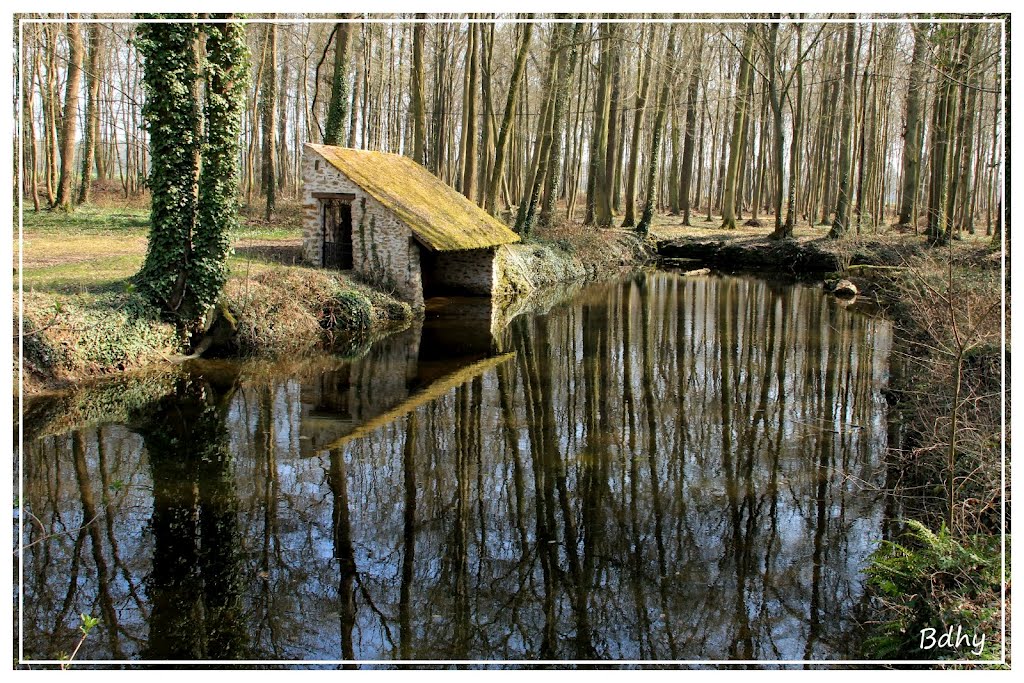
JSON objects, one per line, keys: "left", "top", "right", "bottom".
{"left": 307, "top": 144, "right": 521, "bottom": 252}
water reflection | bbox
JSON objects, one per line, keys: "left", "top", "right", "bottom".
{"left": 19, "top": 272, "right": 892, "bottom": 664}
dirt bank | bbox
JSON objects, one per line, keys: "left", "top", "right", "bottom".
{"left": 656, "top": 232, "right": 925, "bottom": 274}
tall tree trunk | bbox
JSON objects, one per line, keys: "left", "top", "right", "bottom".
{"left": 261, "top": 22, "right": 278, "bottom": 220}
{"left": 77, "top": 24, "right": 102, "bottom": 205}
{"left": 485, "top": 21, "right": 533, "bottom": 216}
{"left": 766, "top": 19, "right": 786, "bottom": 237}
{"left": 926, "top": 26, "right": 962, "bottom": 244}
{"left": 325, "top": 18, "right": 354, "bottom": 146}
{"left": 622, "top": 25, "right": 656, "bottom": 227}
{"left": 25, "top": 28, "right": 41, "bottom": 211}
{"left": 347, "top": 24, "right": 363, "bottom": 147}
{"left": 721, "top": 26, "right": 755, "bottom": 229}
{"left": 477, "top": 23, "right": 496, "bottom": 205}
{"left": 946, "top": 25, "right": 979, "bottom": 239}
{"left": 517, "top": 24, "right": 566, "bottom": 234}
{"left": 42, "top": 24, "right": 58, "bottom": 206}
{"left": 411, "top": 18, "right": 426, "bottom": 165}
{"left": 637, "top": 25, "right": 678, "bottom": 234}
{"left": 540, "top": 22, "right": 584, "bottom": 227}
{"left": 606, "top": 37, "right": 623, "bottom": 215}
{"left": 55, "top": 16, "right": 84, "bottom": 210}
{"left": 277, "top": 36, "right": 290, "bottom": 190}
{"left": 461, "top": 22, "right": 479, "bottom": 200}
{"left": 896, "top": 24, "right": 929, "bottom": 226}
{"left": 782, "top": 21, "right": 804, "bottom": 233}
{"left": 828, "top": 20, "right": 858, "bottom": 238}
{"left": 586, "top": 23, "right": 616, "bottom": 227}
{"left": 679, "top": 52, "right": 701, "bottom": 226}
{"left": 668, "top": 98, "right": 681, "bottom": 215}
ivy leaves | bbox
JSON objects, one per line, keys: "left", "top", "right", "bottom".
{"left": 135, "top": 16, "right": 249, "bottom": 331}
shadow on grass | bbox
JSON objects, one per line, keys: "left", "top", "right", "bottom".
{"left": 232, "top": 243, "right": 304, "bottom": 265}
{"left": 21, "top": 276, "right": 139, "bottom": 297}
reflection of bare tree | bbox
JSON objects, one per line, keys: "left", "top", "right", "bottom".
{"left": 399, "top": 412, "right": 417, "bottom": 660}
{"left": 20, "top": 272, "right": 893, "bottom": 663}
{"left": 327, "top": 445, "right": 356, "bottom": 666}
{"left": 71, "top": 430, "right": 122, "bottom": 658}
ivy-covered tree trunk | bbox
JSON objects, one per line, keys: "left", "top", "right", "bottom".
{"left": 323, "top": 16, "right": 353, "bottom": 146}
{"left": 197, "top": 21, "right": 248, "bottom": 315}
{"left": 136, "top": 16, "right": 248, "bottom": 329}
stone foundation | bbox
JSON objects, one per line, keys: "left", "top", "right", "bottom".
{"left": 427, "top": 248, "right": 495, "bottom": 296}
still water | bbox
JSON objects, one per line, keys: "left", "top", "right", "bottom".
{"left": 17, "top": 271, "right": 893, "bottom": 665}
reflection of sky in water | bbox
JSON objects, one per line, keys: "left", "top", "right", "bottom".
{"left": 19, "top": 272, "right": 893, "bottom": 665}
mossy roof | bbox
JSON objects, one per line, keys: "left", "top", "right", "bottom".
{"left": 307, "top": 144, "right": 521, "bottom": 252}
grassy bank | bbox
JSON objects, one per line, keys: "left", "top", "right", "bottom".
{"left": 15, "top": 204, "right": 411, "bottom": 392}
{"left": 495, "top": 222, "right": 655, "bottom": 303}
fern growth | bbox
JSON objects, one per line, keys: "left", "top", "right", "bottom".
{"left": 863, "top": 519, "right": 1004, "bottom": 660}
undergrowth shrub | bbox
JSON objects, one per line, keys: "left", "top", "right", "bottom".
{"left": 223, "top": 267, "right": 410, "bottom": 354}
{"left": 886, "top": 246, "right": 1004, "bottom": 534}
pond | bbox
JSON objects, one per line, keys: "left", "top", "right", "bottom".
{"left": 16, "top": 270, "right": 894, "bottom": 666}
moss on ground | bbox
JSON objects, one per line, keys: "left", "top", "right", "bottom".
{"left": 494, "top": 226, "right": 654, "bottom": 304}
{"left": 19, "top": 290, "right": 184, "bottom": 389}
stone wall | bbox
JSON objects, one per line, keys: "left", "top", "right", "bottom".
{"left": 301, "top": 145, "right": 424, "bottom": 308}
{"left": 428, "top": 248, "right": 494, "bottom": 296}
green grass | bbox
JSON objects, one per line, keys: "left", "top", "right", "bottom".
{"left": 16, "top": 204, "right": 304, "bottom": 294}
{"left": 17, "top": 205, "right": 151, "bottom": 236}
{"left": 20, "top": 256, "right": 144, "bottom": 295}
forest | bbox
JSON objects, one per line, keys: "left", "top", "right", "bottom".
{"left": 17, "top": 15, "right": 1004, "bottom": 240}
{"left": 12, "top": 13, "right": 1008, "bottom": 668}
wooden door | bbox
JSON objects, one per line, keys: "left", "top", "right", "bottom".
{"left": 322, "top": 199, "right": 353, "bottom": 269}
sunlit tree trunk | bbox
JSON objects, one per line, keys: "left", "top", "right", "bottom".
{"left": 828, "top": 20, "right": 858, "bottom": 238}
{"left": 324, "top": 18, "right": 353, "bottom": 147}
{"left": 77, "top": 24, "right": 102, "bottom": 205}
{"left": 261, "top": 22, "right": 278, "bottom": 220}
{"left": 679, "top": 51, "right": 701, "bottom": 226}
{"left": 485, "top": 21, "right": 533, "bottom": 216}
{"left": 622, "top": 25, "right": 655, "bottom": 227}
{"left": 897, "top": 24, "right": 929, "bottom": 227}
{"left": 721, "top": 26, "right": 754, "bottom": 229}
{"left": 638, "top": 25, "right": 678, "bottom": 234}
{"left": 55, "top": 16, "right": 84, "bottom": 210}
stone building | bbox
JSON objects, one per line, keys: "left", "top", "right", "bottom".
{"left": 302, "top": 144, "right": 521, "bottom": 309}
